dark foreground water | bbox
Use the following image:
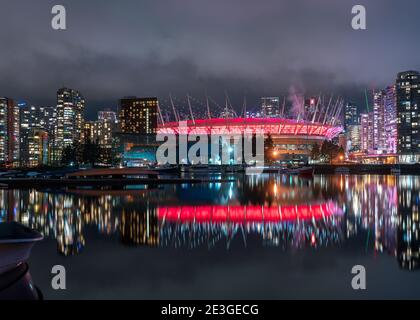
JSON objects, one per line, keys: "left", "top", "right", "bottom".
{"left": 1, "top": 174, "right": 420, "bottom": 299}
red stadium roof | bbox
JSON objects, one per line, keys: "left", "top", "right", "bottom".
{"left": 158, "top": 118, "right": 342, "bottom": 140}
{"left": 158, "top": 201, "right": 342, "bottom": 223}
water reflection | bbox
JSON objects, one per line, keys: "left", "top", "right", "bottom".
{"left": 0, "top": 175, "right": 419, "bottom": 271}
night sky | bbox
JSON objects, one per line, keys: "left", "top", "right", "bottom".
{"left": 1, "top": 0, "right": 420, "bottom": 119}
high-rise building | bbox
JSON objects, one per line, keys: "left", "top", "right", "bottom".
{"left": 344, "top": 103, "right": 360, "bottom": 154}
{"left": 98, "top": 110, "right": 117, "bottom": 124}
{"left": 304, "top": 97, "right": 319, "bottom": 121}
{"left": 359, "top": 89, "right": 397, "bottom": 157}
{"left": 345, "top": 103, "right": 359, "bottom": 128}
{"left": 0, "top": 97, "right": 20, "bottom": 167}
{"left": 0, "top": 99, "right": 8, "bottom": 165}
{"left": 53, "top": 88, "right": 85, "bottom": 163}
{"left": 346, "top": 125, "right": 361, "bottom": 153}
{"left": 372, "top": 91, "right": 386, "bottom": 154}
{"left": 83, "top": 121, "right": 97, "bottom": 143}
{"left": 360, "top": 113, "right": 372, "bottom": 154}
{"left": 261, "top": 97, "right": 280, "bottom": 118}
{"left": 384, "top": 85, "right": 397, "bottom": 154}
{"left": 119, "top": 97, "right": 158, "bottom": 134}
{"left": 396, "top": 71, "right": 420, "bottom": 163}
{"left": 27, "top": 129, "right": 49, "bottom": 167}
{"left": 83, "top": 110, "right": 118, "bottom": 165}
{"left": 20, "top": 104, "right": 55, "bottom": 166}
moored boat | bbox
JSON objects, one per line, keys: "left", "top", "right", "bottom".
{"left": 297, "top": 166, "right": 315, "bottom": 178}
{"left": 0, "top": 222, "right": 43, "bottom": 300}
{"left": 0, "top": 222, "right": 43, "bottom": 274}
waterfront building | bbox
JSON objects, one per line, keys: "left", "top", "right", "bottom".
{"left": 52, "top": 88, "right": 85, "bottom": 164}
{"left": 356, "top": 88, "right": 397, "bottom": 163}
{"left": 396, "top": 71, "right": 420, "bottom": 163}
{"left": 261, "top": 97, "right": 280, "bottom": 118}
{"left": 0, "top": 97, "right": 20, "bottom": 167}
{"left": 117, "top": 97, "right": 158, "bottom": 166}
{"left": 119, "top": 97, "right": 158, "bottom": 134}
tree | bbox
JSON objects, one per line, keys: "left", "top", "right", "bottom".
{"left": 82, "top": 139, "right": 101, "bottom": 167}
{"left": 61, "top": 146, "right": 77, "bottom": 166}
{"left": 337, "top": 146, "right": 345, "bottom": 162}
{"left": 264, "top": 134, "right": 275, "bottom": 164}
{"left": 311, "top": 143, "right": 321, "bottom": 161}
{"left": 320, "top": 140, "right": 340, "bottom": 164}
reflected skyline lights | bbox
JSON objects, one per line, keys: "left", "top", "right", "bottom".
{"left": 0, "top": 175, "right": 418, "bottom": 270}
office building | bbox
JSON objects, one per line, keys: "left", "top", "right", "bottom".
{"left": 358, "top": 89, "right": 397, "bottom": 157}
{"left": 384, "top": 85, "right": 397, "bottom": 154}
{"left": 53, "top": 88, "right": 85, "bottom": 163}
{"left": 0, "top": 97, "right": 20, "bottom": 167}
{"left": 261, "top": 97, "right": 280, "bottom": 118}
{"left": 119, "top": 97, "right": 158, "bottom": 134}
{"left": 345, "top": 103, "right": 359, "bottom": 128}
{"left": 346, "top": 125, "right": 361, "bottom": 153}
{"left": 360, "top": 113, "right": 372, "bottom": 154}
{"left": 20, "top": 104, "right": 55, "bottom": 166}
{"left": 396, "top": 71, "right": 420, "bottom": 163}
{"left": 27, "top": 129, "right": 49, "bottom": 167}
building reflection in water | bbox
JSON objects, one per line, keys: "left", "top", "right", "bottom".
{"left": 120, "top": 202, "right": 159, "bottom": 247}
{"left": 0, "top": 174, "right": 418, "bottom": 271}
{"left": 398, "top": 177, "right": 420, "bottom": 270}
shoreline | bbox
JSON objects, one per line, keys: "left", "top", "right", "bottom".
{"left": 0, "top": 164, "right": 420, "bottom": 188}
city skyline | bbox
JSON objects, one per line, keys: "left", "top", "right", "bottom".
{"left": 0, "top": 67, "right": 419, "bottom": 168}
{"left": 2, "top": 1, "right": 420, "bottom": 302}
{"left": 2, "top": 0, "right": 420, "bottom": 117}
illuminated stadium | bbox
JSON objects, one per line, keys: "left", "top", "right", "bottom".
{"left": 157, "top": 117, "right": 343, "bottom": 161}
{"left": 119, "top": 94, "right": 344, "bottom": 165}
{"left": 158, "top": 117, "right": 341, "bottom": 139}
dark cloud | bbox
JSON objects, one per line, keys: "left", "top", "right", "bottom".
{"left": 1, "top": 0, "right": 420, "bottom": 118}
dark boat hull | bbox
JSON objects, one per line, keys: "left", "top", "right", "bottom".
{"left": 0, "top": 242, "right": 37, "bottom": 274}
{"left": 0, "top": 222, "right": 43, "bottom": 300}
{"left": 0, "top": 263, "right": 42, "bottom": 300}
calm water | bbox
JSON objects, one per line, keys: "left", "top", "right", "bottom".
{"left": 1, "top": 174, "right": 420, "bottom": 299}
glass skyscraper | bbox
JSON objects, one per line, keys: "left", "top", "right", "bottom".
{"left": 52, "top": 88, "right": 85, "bottom": 164}
{"left": 396, "top": 71, "right": 420, "bottom": 163}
